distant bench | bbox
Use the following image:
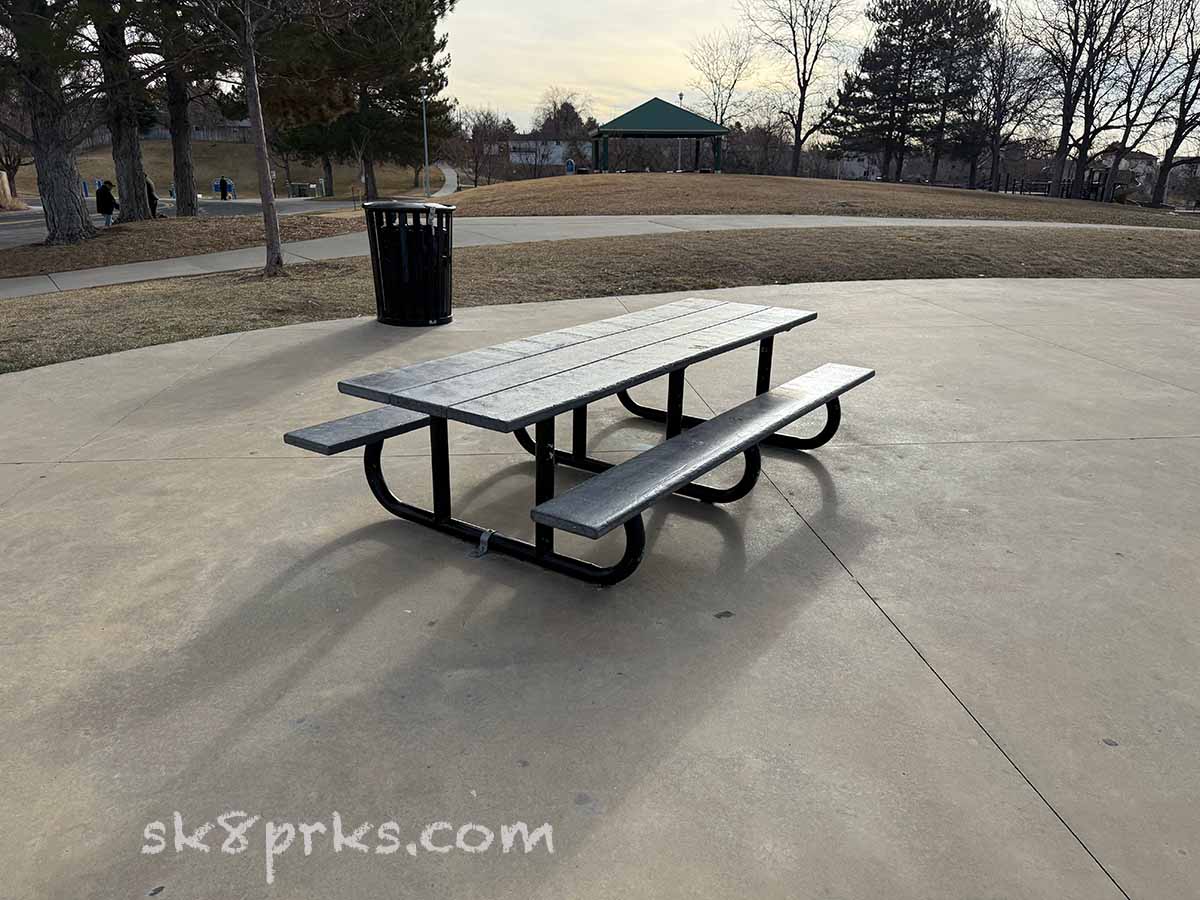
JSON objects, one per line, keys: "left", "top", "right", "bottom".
{"left": 285, "top": 299, "right": 874, "bottom": 584}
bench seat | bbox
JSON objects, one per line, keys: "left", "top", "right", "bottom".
{"left": 531, "top": 363, "right": 874, "bottom": 539}
{"left": 284, "top": 406, "right": 430, "bottom": 455}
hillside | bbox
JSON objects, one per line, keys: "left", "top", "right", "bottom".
{"left": 70, "top": 140, "right": 443, "bottom": 200}
{"left": 452, "top": 172, "right": 1197, "bottom": 229}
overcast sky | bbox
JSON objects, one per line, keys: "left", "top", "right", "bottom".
{"left": 443, "top": 1, "right": 744, "bottom": 128}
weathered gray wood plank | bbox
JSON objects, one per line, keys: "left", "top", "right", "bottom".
{"left": 339, "top": 298, "right": 724, "bottom": 404}
{"left": 283, "top": 406, "right": 429, "bottom": 455}
{"left": 531, "top": 363, "right": 875, "bottom": 538}
{"left": 452, "top": 307, "right": 817, "bottom": 430}
{"left": 387, "top": 301, "right": 773, "bottom": 416}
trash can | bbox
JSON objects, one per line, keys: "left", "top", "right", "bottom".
{"left": 363, "top": 200, "right": 455, "bottom": 326}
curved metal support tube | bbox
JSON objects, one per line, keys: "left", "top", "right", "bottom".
{"left": 364, "top": 442, "right": 645, "bottom": 585}
{"left": 617, "top": 390, "right": 843, "bottom": 451}
{"left": 674, "top": 445, "right": 761, "bottom": 504}
{"left": 515, "top": 427, "right": 760, "bottom": 504}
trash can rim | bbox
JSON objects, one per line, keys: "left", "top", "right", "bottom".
{"left": 362, "top": 200, "right": 457, "bottom": 212}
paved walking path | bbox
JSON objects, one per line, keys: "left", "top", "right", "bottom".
{"left": 3, "top": 278, "right": 1198, "bottom": 899}
{"left": 432, "top": 160, "right": 457, "bottom": 197}
{"left": 0, "top": 212, "right": 1186, "bottom": 300}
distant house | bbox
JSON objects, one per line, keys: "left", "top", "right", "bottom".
{"left": 504, "top": 136, "right": 591, "bottom": 168}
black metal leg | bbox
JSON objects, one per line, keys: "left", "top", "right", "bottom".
{"left": 534, "top": 417, "right": 555, "bottom": 557}
{"left": 666, "top": 368, "right": 685, "bottom": 438}
{"left": 756, "top": 336, "right": 774, "bottom": 395}
{"left": 572, "top": 406, "right": 588, "bottom": 461}
{"left": 429, "top": 417, "right": 451, "bottom": 522}
{"left": 364, "top": 441, "right": 645, "bottom": 585}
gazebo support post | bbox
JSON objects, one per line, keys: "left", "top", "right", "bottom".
{"left": 693, "top": 138, "right": 700, "bottom": 172}
{"left": 714, "top": 136, "right": 722, "bottom": 173}
{"left": 592, "top": 139, "right": 599, "bottom": 172}
{"left": 601, "top": 136, "right": 609, "bottom": 172}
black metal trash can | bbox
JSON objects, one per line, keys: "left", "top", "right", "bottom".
{"left": 363, "top": 200, "right": 455, "bottom": 326}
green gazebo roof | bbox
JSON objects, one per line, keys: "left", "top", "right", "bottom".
{"left": 590, "top": 98, "right": 729, "bottom": 138}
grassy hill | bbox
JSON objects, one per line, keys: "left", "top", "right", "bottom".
{"left": 452, "top": 172, "right": 1197, "bottom": 229}
{"left": 71, "top": 140, "right": 443, "bottom": 200}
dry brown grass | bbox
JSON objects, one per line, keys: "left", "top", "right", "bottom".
{"left": 2, "top": 214, "right": 361, "bottom": 278}
{"left": 454, "top": 172, "right": 1199, "bottom": 230}
{"left": 4, "top": 224, "right": 1198, "bottom": 373}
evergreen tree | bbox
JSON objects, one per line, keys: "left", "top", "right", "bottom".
{"left": 827, "top": 0, "right": 941, "bottom": 181}
{"left": 924, "top": 0, "right": 996, "bottom": 182}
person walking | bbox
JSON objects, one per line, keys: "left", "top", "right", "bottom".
{"left": 219, "top": 176, "right": 229, "bottom": 201}
{"left": 146, "top": 177, "right": 159, "bottom": 218}
{"left": 96, "top": 180, "right": 119, "bottom": 226}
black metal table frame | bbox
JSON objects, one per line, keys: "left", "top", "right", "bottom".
{"left": 361, "top": 334, "right": 841, "bottom": 585}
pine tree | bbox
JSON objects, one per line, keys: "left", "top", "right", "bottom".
{"left": 827, "top": 0, "right": 941, "bottom": 181}
{"left": 924, "top": 0, "right": 996, "bottom": 183}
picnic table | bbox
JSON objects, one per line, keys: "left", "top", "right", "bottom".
{"left": 285, "top": 298, "right": 874, "bottom": 584}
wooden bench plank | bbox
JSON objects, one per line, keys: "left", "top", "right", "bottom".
{"left": 339, "top": 298, "right": 725, "bottom": 404}
{"left": 531, "top": 363, "right": 874, "bottom": 538}
{"left": 283, "top": 406, "right": 430, "bottom": 455}
{"left": 453, "top": 307, "right": 817, "bottom": 431}
{"left": 382, "top": 302, "right": 774, "bottom": 417}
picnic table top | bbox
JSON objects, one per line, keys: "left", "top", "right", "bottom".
{"left": 339, "top": 298, "right": 815, "bottom": 431}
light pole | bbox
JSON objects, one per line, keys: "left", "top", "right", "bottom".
{"left": 421, "top": 91, "right": 431, "bottom": 197}
{"left": 677, "top": 92, "right": 683, "bottom": 172}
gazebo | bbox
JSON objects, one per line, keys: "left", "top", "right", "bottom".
{"left": 590, "top": 98, "right": 729, "bottom": 173}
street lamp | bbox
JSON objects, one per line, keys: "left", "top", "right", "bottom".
{"left": 421, "top": 90, "right": 431, "bottom": 197}
{"left": 677, "top": 92, "right": 683, "bottom": 172}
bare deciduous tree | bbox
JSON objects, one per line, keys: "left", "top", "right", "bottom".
{"left": 461, "top": 106, "right": 506, "bottom": 186}
{"left": 980, "top": 3, "right": 1052, "bottom": 190}
{"left": 190, "top": 0, "right": 303, "bottom": 275}
{"left": 741, "top": 0, "right": 854, "bottom": 177}
{"left": 1100, "top": 0, "right": 1189, "bottom": 198}
{"left": 1151, "top": 0, "right": 1200, "bottom": 203}
{"left": 687, "top": 27, "right": 755, "bottom": 126}
{"left": 1025, "top": 0, "right": 1131, "bottom": 191}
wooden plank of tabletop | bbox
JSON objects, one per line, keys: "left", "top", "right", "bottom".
{"left": 339, "top": 298, "right": 724, "bottom": 404}
{"left": 452, "top": 306, "right": 817, "bottom": 431}
{"left": 385, "top": 301, "right": 774, "bottom": 417}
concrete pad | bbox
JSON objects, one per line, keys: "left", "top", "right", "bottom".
{"left": 3, "top": 278, "right": 1197, "bottom": 897}
{"left": 0, "top": 332, "right": 241, "bottom": 461}
{"left": 1, "top": 454, "right": 1120, "bottom": 900}
{"left": 0, "top": 461, "right": 53, "bottom": 506}
{"left": 1012, "top": 323, "right": 1200, "bottom": 394}
{"left": 765, "top": 437, "right": 1200, "bottom": 898}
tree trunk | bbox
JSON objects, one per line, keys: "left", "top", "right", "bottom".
{"left": 322, "top": 155, "right": 334, "bottom": 196}
{"left": 968, "top": 157, "right": 978, "bottom": 189}
{"left": 362, "top": 152, "right": 379, "bottom": 200}
{"left": 790, "top": 117, "right": 802, "bottom": 177}
{"left": 96, "top": 14, "right": 151, "bottom": 222}
{"left": 12, "top": 2, "right": 94, "bottom": 244}
{"left": 3, "top": 164, "right": 20, "bottom": 199}
{"left": 1104, "top": 148, "right": 1125, "bottom": 203}
{"left": 241, "top": 29, "right": 284, "bottom": 275}
{"left": 1050, "top": 114, "right": 1073, "bottom": 185}
{"left": 165, "top": 63, "right": 197, "bottom": 217}
{"left": 989, "top": 143, "right": 1002, "bottom": 192}
{"left": 0, "top": 166, "right": 24, "bottom": 210}
{"left": 1070, "top": 140, "right": 1090, "bottom": 199}
{"left": 930, "top": 102, "right": 949, "bottom": 184}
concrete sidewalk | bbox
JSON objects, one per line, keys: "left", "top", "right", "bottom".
{"left": 3, "top": 278, "right": 1198, "bottom": 899}
{"left": 0, "top": 213, "right": 1181, "bottom": 300}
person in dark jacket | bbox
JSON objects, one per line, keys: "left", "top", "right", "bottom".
{"left": 146, "top": 177, "right": 159, "bottom": 218}
{"left": 96, "top": 180, "right": 118, "bottom": 226}
{"left": 219, "top": 176, "right": 229, "bottom": 201}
